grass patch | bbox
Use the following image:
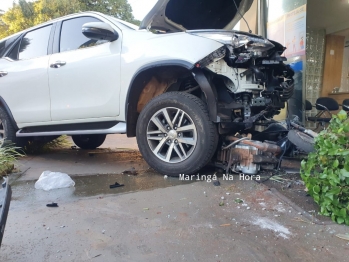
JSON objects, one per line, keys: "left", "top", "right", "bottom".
{"left": 0, "top": 139, "right": 24, "bottom": 176}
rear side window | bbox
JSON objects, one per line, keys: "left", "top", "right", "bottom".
{"left": 0, "top": 35, "right": 20, "bottom": 58}
{"left": 0, "top": 40, "right": 5, "bottom": 58}
{"left": 60, "top": 17, "right": 105, "bottom": 52}
{"left": 18, "top": 25, "right": 52, "bottom": 60}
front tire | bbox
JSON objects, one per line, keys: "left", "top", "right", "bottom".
{"left": 136, "top": 92, "right": 218, "bottom": 177}
{"left": 72, "top": 134, "right": 106, "bottom": 150}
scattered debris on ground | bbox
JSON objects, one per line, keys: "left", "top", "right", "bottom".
{"left": 262, "top": 173, "right": 331, "bottom": 222}
{"left": 35, "top": 171, "right": 75, "bottom": 191}
{"left": 109, "top": 182, "right": 124, "bottom": 189}
{"left": 252, "top": 217, "right": 292, "bottom": 239}
{"left": 213, "top": 180, "right": 220, "bottom": 186}
{"left": 46, "top": 203, "right": 59, "bottom": 208}
{"left": 122, "top": 167, "right": 138, "bottom": 176}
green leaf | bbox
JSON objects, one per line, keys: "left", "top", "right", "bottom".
{"left": 319, "top": 173, "right": 327, "bottom": 179}
{"left": 340, "top": 169, "right": 349, "bottom": 178}
{"left": 328, "top": 187, "right": 341, "bottom": 195}
{"left": 337, "top": 217, "right": 345, "bottom": 224}
{"left": 338, "top": 110, "right": 347, "bottom": 121}
{"left": 325, "top": 193, "right": 334, "bottom": 201}
{"left": 313, "top": 185, "right": 320, "bottom": 194}
{"left": 333, "top": 159, "right": 339, "bottom": 168}
{"left": 340, "top": 208, "right": 347, "bottom": 218}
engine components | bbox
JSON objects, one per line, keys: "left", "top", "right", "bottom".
{"left": 219, "top": 136, "right": 281, "bottom": 175}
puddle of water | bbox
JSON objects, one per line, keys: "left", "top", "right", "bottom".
{"left": 10, "top": 172, "right": 196, "bottom": 204}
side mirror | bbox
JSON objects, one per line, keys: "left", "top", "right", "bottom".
{"left": 82, "top": 22, "right": 119, "bottom": 42}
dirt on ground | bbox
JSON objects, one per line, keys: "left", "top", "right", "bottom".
{"left": 261, "top": 172, "right": 332, "bottom": 223}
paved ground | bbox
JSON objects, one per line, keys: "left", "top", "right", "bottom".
{"left": 1, "top": 135, "right": 349, "bottom": 261}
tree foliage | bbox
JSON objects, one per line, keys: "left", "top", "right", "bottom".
{"left": 301, "top": 110, "right": 349, "bottom": 225}
{"left": 0, "top": 0, "right": 139, "bottom": 39}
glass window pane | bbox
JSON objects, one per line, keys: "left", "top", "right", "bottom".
{"left": 8, "top": 41, "right": 20, "bottom": 60}
{"left": 60, "top": 17, "right": 105, "bottom": 52}
{"left": 18, "top": 25, "right": 52, "bottom": 60}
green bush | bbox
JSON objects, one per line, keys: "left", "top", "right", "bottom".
{"left": 301, "top": 110, "right": 349, "bottom": 225}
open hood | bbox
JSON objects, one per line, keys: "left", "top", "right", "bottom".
{"left": 140, "top": 0, "right": 254, "bottom": 32}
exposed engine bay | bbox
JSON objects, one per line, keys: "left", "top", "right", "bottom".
{"left": 188, "top": 31, "right": 296, "bottom": 174}
{"left": 192, "top": 32, "right": 295, "bottom": 130}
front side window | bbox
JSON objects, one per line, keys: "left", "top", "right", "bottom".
{"left": 18, "top": 25, "right": 52, "bottom": 60}
{"left": 60, "top": 17, "right": 108, "bottom": 53}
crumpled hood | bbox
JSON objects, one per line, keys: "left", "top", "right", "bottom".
{"left": 140, "top": 0, "right": 254, "bottom": 32}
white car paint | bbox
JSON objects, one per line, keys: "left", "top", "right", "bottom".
{"left": 117, "top": 30, "right": 224, "bottom": 121}
{"left": 0, "top": 12, "right": 224, "bottom": 130}
{"left": 0, "top": 56, "right": 52, "bottom": 124}
{"left": 48, "top": 37, "right": 122, "bottom": 121}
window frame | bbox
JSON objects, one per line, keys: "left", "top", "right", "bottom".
{"left": 2, "top": 34, "right": 23, "bottom": 61}
{"left": 3, "top": 24, "right": 55, "bottom": 61}
{"left": 0, "top": 35, "right": 21, "bottom": 58}
{"left": 56, "top": 16, "right": 109, "bottom": 54}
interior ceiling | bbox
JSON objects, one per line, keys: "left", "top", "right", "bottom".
{"left": 307, "top": 0, "right": 349, "bottom": 33}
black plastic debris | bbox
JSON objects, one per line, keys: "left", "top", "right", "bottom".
{"left": 46, "top": 203, "right": 59, "bottom": 207}
{"left": 213, "top": 180, "right": 220, "bottom": 186}
{"left": 110, "top": 182, "right": 124, "bottom": 189}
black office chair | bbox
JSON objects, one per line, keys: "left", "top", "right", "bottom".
{"left": 342, "top": 99, "right": 349, "bottom": 112}
{"left": 305, "top": 99, "right": 313, "bottom": 111}
{"left": 307, "top": 97, "right": 339, "bottom": 127}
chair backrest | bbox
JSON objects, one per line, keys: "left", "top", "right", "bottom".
{"left": 305, "top": 100, "right": 313, "bottom": 111}
{"left": 315, "top": 97, "right": 339, "bottom": 111}
{"left": 343, "top": 99, "right": 349, "bottom": 112}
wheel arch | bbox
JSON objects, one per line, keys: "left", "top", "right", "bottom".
{"left": 0, "top": 96, "right": 19, "bottom": 130}
{"left": 125, "top": 60, "right": 194, "bottom": 137}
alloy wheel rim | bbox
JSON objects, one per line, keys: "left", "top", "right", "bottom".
{"left": 146, "top": 107, "right": 197, "bottom": 163}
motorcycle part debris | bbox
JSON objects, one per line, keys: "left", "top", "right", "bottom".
{"left": 287, "top": 130, "right": 315, "bottom": 153}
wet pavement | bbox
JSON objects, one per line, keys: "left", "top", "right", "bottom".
{"left": 1, "top": 135, "right": 349, "bottom": 261}
{"left": 3, "top": 174, "right": 349, "bottom": 262}
{"left": 11, "top": 172, "right": 195, "bottom": 203}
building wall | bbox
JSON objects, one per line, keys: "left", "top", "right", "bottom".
{"left": 341, "top": 37, "right": 349, "bottom": 92}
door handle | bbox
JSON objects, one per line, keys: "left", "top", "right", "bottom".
{"left": 0, "top": 71, "right": 8, "bottom": 77}
{"left": 50, "top": 61, "right": 66, "bottom": 68}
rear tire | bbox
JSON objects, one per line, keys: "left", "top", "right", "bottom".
{"left": 0, "top": 107, "right": 27, "bottom": 148}
{"left": 136, "top": 92, "right": 218, "bottom": 177}
{"left": 72, "top": 134, "right": 106, "bottom": 150}
{"left": 288, "top": 130, "right": 315, "bottom": 153}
